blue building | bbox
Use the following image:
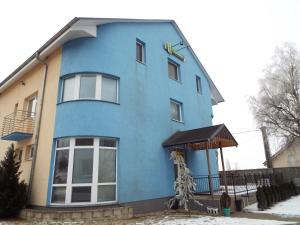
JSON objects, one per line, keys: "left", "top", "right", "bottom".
{"left": 0, "top": 18, "right": 237, "bottom": 214}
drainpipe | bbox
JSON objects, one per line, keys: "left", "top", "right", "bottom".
{"left": 27, "top": 52, "right": 48, "bottom": 204}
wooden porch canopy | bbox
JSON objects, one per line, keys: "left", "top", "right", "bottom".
{"left": 162, "top": 124, "right": 238, "bottom": 195}
{"left": 162, "top": 124, "right": 238, "bottom": 150}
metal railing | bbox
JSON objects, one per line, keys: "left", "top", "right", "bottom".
{"left": 1, "top": 110, "right": 36, "bottom": 138}
{"left": 193, "top": 173, "right": 280, "bottom": 197}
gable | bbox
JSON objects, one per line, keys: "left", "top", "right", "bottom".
{"left": 0, "top": 18, "right": 223, "bottom": 105}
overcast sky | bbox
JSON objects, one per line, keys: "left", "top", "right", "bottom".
{"left": 0, "top": 0, "right": 299, "bottom": 169}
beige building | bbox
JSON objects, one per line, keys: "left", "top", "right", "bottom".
{"left": 267, "top": 138, "right": 300, "bottom": 168}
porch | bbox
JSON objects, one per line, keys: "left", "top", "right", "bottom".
{"left": 163, "top": 124, "right": 238, "bottom": 197}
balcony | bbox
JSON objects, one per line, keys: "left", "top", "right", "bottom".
{"left": 1, "top": 110, "right": 36, "bottom": 141}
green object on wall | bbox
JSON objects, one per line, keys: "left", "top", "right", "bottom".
{"left": 164, "top": 43, "right": 185, "bottom": 61}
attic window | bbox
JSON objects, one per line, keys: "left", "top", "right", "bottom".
{"left": 136, "top": 39, "right": 145, "bottom": 63}
{"left": 196, "top": 76, "right": 202, "bottom": 94}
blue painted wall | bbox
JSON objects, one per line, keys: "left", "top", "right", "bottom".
{"left": 53, "top": 22, "right": 218, "bottom": 203}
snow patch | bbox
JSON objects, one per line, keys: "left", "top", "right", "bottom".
{"left": 244, "top": 195, "right": 300, "bottom": 218}
{"left": 144, "top": 216, "right": 294, "bottom": 225}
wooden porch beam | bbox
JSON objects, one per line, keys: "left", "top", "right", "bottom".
{"left": 205, "top": 142, "right": 213, "bottom": 196}
{"left": 219, "top": 142, "right": 228, "bottom": 194}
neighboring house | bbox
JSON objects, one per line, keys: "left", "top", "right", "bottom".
{"left": 0, "top": 18, "right": 232, "bottom": 213}
{"left": 265, "top": 138, "right": 300, "bottom": 168}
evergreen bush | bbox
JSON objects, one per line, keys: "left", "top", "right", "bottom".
{"left": 0, "top": 144, "right": 27, "bottom": 218}
{"left": 256, "top": 181, "right": 298, "bottom": 211}
{"left": 290, "top": 181, "right": 297, "bottom": 196}
{"left": 263, "top": 186, "right": 272, "bottom": 207}
{"left": 256, "top": 186, "right": 267, "bottom": 210}
{"left": 271, "top": 185, "right": 279, "bottom": 203}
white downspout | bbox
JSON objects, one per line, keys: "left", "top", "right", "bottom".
{"left": 27, "top": 52, "right": 48, "bottom": 204}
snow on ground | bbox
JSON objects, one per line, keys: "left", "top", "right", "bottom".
{"left": 139, "top": 216, "right": 294, "bottom": 225}
{"left": 244, "top": 195, "right": 300, "bottom": 218}
{"left": 0, "top": 216, "right": 296, "bottom": 225}
{"left": 218, "top": 185, "right": 257, "bottom": 195}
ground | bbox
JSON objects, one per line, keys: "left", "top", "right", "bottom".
{"left": 1, "top": 196, "right": 300, "bottom": 225}
{"left": 0, "top": 214, "right": 297, "bottom": 225}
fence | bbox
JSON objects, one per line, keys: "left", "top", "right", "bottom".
{"left": 1, "top": 110, "right": 35, "bottom": 138}
{"left": 193, "top": 172, "right": 282, "bottom": 197}
{"left": 219, "top": 167, "right": 300, "bottom": 184}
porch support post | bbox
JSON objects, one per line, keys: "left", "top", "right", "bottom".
{"left": 219, "top": 142, "right": 228, "bottom": 194}
{"left": 205, "top": 142, "right": 213, "bottom": 195}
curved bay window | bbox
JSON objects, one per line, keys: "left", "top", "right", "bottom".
{"left": 61, "top": 73, "right": 119, "bottom": 103}
{"left": 51, "top": 137, "right": 117, "bottom": 205}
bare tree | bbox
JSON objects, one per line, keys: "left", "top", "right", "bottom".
{"left": 225, "top": 159, "right": 231, "bottom": 171}
{"left": 233, "top": 162, "right": 240, "bottom": 170}
{"left": 250, "top": 43, "right": 300, "bottom": 141}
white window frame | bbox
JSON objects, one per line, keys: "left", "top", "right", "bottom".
{"left": 61, "top": 74, "right": 119, "bottom": 104}
{"left": 51, "top": 137, "right": 118, "bottom": 206}
{"left": 26, "top": 95, "right": 38, "bottom": 117}
{"left": 170, "top": 100, "right": 183, "bottom": 122}
{"left": 136, "top": 40, "right": 145, "bottom": 63}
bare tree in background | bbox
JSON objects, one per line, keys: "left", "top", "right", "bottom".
{"left": 225, "top": 159, "right": 231, "bottom": 171}
{"left": 250, "top": 43, "right": 300, "bottom": 143}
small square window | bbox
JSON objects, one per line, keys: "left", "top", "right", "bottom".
{"left": 170, "top": 100, "right": 183, "bottom": 122}
{"left": 52, "top": 187, "right": 66, "bottom": 204}
{"left": 136, "top": 40, "right": 145, "bottom": 63}
{"left": 168, "top": 61, "right": 179, "bottom": 81}
{"left": 99, "top": 138, "right": 117, "bottom": 147}
{"left": 75, "top": 138, "right": 94, "bottom": 146}
{"left": 71, "top": 186, "right": 91, "bottom": 203}
{"left": 57, "top": 138, "right": 70, "bottom": 148}
{"left": 196, "top": 76, "right": 202, "bottom": 94}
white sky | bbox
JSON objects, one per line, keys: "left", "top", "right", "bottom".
{"left": 0, "top": 0, "right": 299, "bottom": 169}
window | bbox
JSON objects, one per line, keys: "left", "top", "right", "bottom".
{"left": 79, "top": 75, "right": 96, "bottom": 99}
{"left": 25, "top": 145, "right": 34, "bottom": 160}
{"left": 14, "top": 103, "right": 18, "bottom": 114}
{"left": 27, "top": 95, "right": 37, "bottom": 117}
{"left": 101, "top": 76, "right": 118, "bottom": 103}
{"left": 196, "top": 76, "right": 202, "bottom": 94}
{"left": 51, "top": 137, "right": 117, "bottom": 205}
{"left": 61, "top": 74, "right": 119, "bottom": 103}
{"left": 62, "top": 77, "right": 75, "bottom": 102}
{"left": 170, "top": 100, "right": 183, "bottom": 122}
{"left": 136, "top": 40, "right": 145, "bottom": 63}
{"left": 18, "top": 149, "right": 23, "bottom": 161}
{"left": 168, "top": 60, "right": 179, "bottom": 81}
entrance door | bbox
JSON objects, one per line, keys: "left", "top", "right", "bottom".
{"left": 173, "top": 150, "right": 187, "bottom": 180}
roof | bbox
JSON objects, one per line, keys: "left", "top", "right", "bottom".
{"left": 162, "top": 124, "right": 238, "bottom": 150}
{"left": 263, "top": 137, "right": 300, "bottom": 165}
{"left": 0, "top": 17, "right": 224, "bottom": 105}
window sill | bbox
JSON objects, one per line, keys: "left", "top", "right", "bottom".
{"left": 168, "top": 77, "right": 182, "bottom": 84}
{"left": 57, "top": 99, "right": 120, "bottom": 106}
{"left": 171, "top": 119, "right": 184, "bottom": 124}
{"left": 136, "top": 60, "right": 146, "bottom": 65}
{"left": 49, "top": 201, "right": 119, "bottom": 207}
